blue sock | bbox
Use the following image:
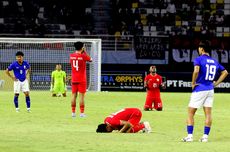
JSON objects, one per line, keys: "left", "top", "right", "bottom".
{"left": 204, "top": 126, "right": 211, "bottom": 135}
{"left": 14, "top": 96, "right": 19, "bottom": 108}
{"left": 26, "top": 96, "right": 31, "bottom": 108}
{"left": 187, "top": 125, "right": 194, "bottom": 134}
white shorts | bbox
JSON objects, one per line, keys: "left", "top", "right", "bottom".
{"left": 14, "top": 79, "right": 30, "bottom": 94}
{"left": 188, "top": 90, "right": 214, "bottom": 108}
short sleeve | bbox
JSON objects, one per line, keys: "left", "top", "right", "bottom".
{"left": 25, "top": 61, "right": 30, "bottom": 69}
{"left": 193, "top": 57, "right": 200, "bottom": 66}
{"left": 7, "top": 63, "right": 15, "bottom": 71}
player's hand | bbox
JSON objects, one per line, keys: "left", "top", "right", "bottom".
{"left": 12, "top": 77, "right": 18, "bottom": 81}
{"left": 161, "top": 82, "right": 166, "bottom": 89}
{"left": 192, "top": 83, "right": 199, "bottom": 90}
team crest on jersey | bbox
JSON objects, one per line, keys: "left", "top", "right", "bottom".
{"left": 24, "top": 65, "right": 26, "bottom": 69}
{"left": 157, "top": 78, "right": 159, "bottom": 82}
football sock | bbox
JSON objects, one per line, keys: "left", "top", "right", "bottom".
{"left": 187, "top": 125, "right": 194, "bottom": 135}
{"left": 204, "top": 126, "right": 210, "bottom": 135}
{"left": 26, "top": 96, "right": 31, "bottom": 108}
{"left": 80, "top": 104, "right": 84, "bottom": 113}
{"left": 14, "top": 95, "right": 19, "bottom": 108}
{"left": 72, "top": 106, "right": 76, "bottom": 113}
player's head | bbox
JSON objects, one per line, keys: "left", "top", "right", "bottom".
{"left": 74, "top": 42, "right": 84, "bottom": 51}
{"left": 15, "top": 51, "right": 24, "bottom": 63}
{"left": 198, "top": 40, "right": 211, "bottom": 55}
{"left": 149, "top": 66, "right": 157, "bottom": 73}
{"left": 56, "top": 64, "right": 62, "bottom": 71}
{"left": 96, "top": 123, "right": 113, "bottom": 133}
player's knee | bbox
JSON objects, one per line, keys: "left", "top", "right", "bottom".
{"left": 156, "top": 107, "right": 163, "bottom": 111}
{"left": 15, "top": 94, "right": 19, "bottom": 97}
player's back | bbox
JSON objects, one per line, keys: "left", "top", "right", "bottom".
{"left": 70, "top": 52, "right": 91, "bottom": 83}
{"left": 193, "top": 54, "right": 225, "bottom": 92}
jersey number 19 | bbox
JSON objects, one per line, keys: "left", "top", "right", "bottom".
{"left": 205, "top": 64, "right": 216, "bottom": 81}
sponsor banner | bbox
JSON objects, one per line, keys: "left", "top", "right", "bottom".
{"left": 101, "top": 72, "right": 145, "bottom": 91}
{"left": 163, "top": 72, "right": 230, "bottom": 93}
{"left": 30, "top": 73, "right": 51, "bottom": 90}
{"left": 134, "top": 36, "right": 169, "bottom": 59}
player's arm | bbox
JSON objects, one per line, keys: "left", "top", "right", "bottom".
{"left": 214, "top": 70, "right": 228, "bottom": 87}
{"left": 160, "top": 77, "right": 166, "bottom": 89}
{"left": 119, "top": 121, "right": 133, "bottom": 133}
{"left": 192, "top": 65, "right": 200, "bottom": 90}
{"left": 5, "top": 68, "right": 16, "bottom": 81}
{"left": 26, "top": 68, "right": 31, "bottom": 79}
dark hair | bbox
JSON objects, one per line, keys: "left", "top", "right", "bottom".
{"left": 199, "top": 40, "right": 211, "bottom": 54}
{"left": 74, "top": 42, "right": 84, "bottom": 50}
{"left": 96, "top": 124, "right": 108, "bottom": 133}
{"left": 15, "top": 51, "right": 24, "bottom": 56}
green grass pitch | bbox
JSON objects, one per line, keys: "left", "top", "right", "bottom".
{"left": 0, "top": 91, "right": 230, "bottom": 152}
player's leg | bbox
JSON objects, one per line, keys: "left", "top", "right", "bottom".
{"left": 153, "top": 98, "right": 163, "bottom": 111}
{"left": 129, "top": 109, "right": 151, "bottom": 133}
{"left": 78, "top": 82, "right": 87, "bottom": 117}
{"left": 13, "top": 81, "right": 20, "bottom": 112}
{"left": 182, "top": 91, "right": 205, "bottom": 142}
{"left": 79, "top": 93, "right": 86, "bottom": 117}
{"left": 71, "top": 83, "right": 78, "bottom": 117}
{"left": 22, "top": 79, "right": 31, "bottom": 112}
{"left": 52, "top": 83, "right": 58, "bottom": 97}
{"left": 144, "top": 96, "right": 153, "bottom": 111}
{"left": 200, "top": 90, "right": 214, "bottom": 142}
{"left": 60, "top": 83, "right": 66, "bottom": 97}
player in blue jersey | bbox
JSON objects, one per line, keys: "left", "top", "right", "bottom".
{"left": 182, "top": 40, "right": 228, "bottom": 142}
{"left": 5, "top": 51, "right": 31, "bottom": 112}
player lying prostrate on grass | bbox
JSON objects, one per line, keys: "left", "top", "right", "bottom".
{"left": 96, "top": 108, "right": 151, "bottom": 133}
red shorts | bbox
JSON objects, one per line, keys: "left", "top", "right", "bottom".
{"left": 128, "top": 109, "right": 142, "bottom": 126}
{"left": 144, "top": 96, "right": 162, "bottom": 110}
{"left": 71, "top": 82, "right": 87, "bottom": 93}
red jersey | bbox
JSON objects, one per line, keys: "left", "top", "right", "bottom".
{"left": 145, "top": 74, "right": 162, "bottom": 96}
{"left": 70, "top": 51, "right": 91, "bottom": 83}
{"left": 104, "top": 108, "right": 142, "bottom": 129}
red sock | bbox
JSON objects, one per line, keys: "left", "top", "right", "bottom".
{"left": 131, "top": 123, "right": 145, "bottom": 133}
{"left": 80, "top": 104, "right": 84, "bottom": 113}
{"left": 72, "top": 106, "right": 76, "bottom": 113}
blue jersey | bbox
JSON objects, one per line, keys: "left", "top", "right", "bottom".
{"left": 7, "top": 61, "right": 30, "bottom": 82}
{"left": 193, "top": 54, "right": 225, "bottom": 92}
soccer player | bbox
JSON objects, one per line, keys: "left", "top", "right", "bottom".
{"left": 182, "top": 40, "right": 228, "bottom": 142}
{"left": 96, "top": 108, "right": 151, "bottom": 133}
{"left": 144, "top": 66, "right": 166, "bottom": 111}
{"left": 5, "top": 51, "right": 31, "bottom": 112}
{"left": 51, "top": 64, "right": 67, "bottom": 97}
{"left": 70, "top": 42, "right": 92, "bottom": 118}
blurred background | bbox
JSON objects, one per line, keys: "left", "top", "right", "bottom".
{"left": 0, "top": 0, "right": 229, "bottom": 92}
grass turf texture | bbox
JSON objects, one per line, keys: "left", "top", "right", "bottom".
{"left": 0, "top": 91, "right": 230, "bottom": 152}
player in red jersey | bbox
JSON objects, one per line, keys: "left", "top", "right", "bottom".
{"left": 70, "top": 42, "right": 92, "bottom": 117}
{"left": 96, "top": 108, "right": 151, "bottom": 133}
{"left": 144, "top": 66, "right": 166, "bottom": 111}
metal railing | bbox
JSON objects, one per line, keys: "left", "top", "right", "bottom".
{"left": 0, "top": 34, "right": 134, "bottom": 51}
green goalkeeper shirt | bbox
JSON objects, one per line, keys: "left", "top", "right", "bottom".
{"left": 51, "top": 70, "right": 66, "bottom": 85}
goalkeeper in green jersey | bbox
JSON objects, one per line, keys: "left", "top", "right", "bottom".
{"left": 51, "top": 64, "right": 67, "bottom": 97}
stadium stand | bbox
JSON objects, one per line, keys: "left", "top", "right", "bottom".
{"left": 0, "top": 0, "right": 229, "bottom": 37}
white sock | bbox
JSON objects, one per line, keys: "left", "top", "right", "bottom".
{"left": 203, "top": 134, "right": 208, "bottom": 138}
{"left": 188, "top": 134, "right": 193, "bottom": 138}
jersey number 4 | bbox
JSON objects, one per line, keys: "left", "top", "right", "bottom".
{"left": 205, "top": 64, "right": 216, "bottom": 81}
{"left": 72, "top": 60, "right": 79, "bottom": 71}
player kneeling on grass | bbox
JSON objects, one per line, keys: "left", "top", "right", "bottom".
{"left": 5, "top": 51, "right": 31, "bottom": 112}
{"left": 51, "top": 64, "right": 67, "bottom": 97}
{"left": 144, "top": 66, "right": 166, "bottom": 111}
{"left": 96, "top": 108, "right": 151, "bottom": 133}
